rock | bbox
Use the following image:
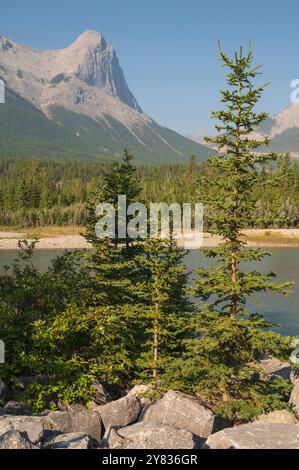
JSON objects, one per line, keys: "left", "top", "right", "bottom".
{"left": 4, "top": 401, "right": 32, "bottom": 416}
{"left": 140, "top": 390, "right": 230, "bottom": 439}
{"left": 15, "top": 375, "right": 50, "bottom": 391}
{"left": 0, "top": 378, "right": 9, "bottom": 400}
{"left": 257, "top": 410, "right": 298, "bottom": 424}
{"left": 290, "top": 381, "right": 299, "bottom": 413}
{"left": 100, "top": 427, "right": 124, "bottom": 449}
{"left": 45, "top": 410, "right": 102, "bottom": 443}
{"left": 0, "top": 416, "right": 45, "bottom": 444}
{"left": 95, "top": 395, "right": 141, "bottom": 431}
{"left": 205, "top": 423, "right": 299, "bottom": 449}
{"left": 259, "top": 356, "right": 291, "bottom": 382}
{"left": 104, "top": 423, "right": 200, "bottom": 449}
{"left": 57, "top": 401, "right": 87, "bottom": 413}
{"left": 89, "top": 381, "right": 112, "bottom": 408}
{"left": 128, "top": 385, "right": 153, "bottom": 406}
{"left": 0, "top": 430, "right": 34, "bottom": 449}
{"left": 291, "top": 370, "right": 299, "bottom": 385}
{"left": 43, "top": 432, "right": 97, "bottom": 449}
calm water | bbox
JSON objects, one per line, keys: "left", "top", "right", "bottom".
{"left": 1, "top": 247, "right": 299, "bottom": 336}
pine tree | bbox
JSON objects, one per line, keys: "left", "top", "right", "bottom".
{"left": 135, "top": 235, "right": 192, "bottom": 387}
{"left": 172, "top": 44, "right": 293, "bottom": 421}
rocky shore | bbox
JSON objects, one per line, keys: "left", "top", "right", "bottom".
{"left": 0, "top": 358, "right": 299, "bottom": 449}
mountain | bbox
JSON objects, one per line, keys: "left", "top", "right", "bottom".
{"left": 252, "top": 103, "right": 299, "bottom": 156}
{"left": 0, "top": 31, "right": 210, "bottom": 164}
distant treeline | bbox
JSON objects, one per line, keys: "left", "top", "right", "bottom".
{"left": 0, "top": 155, "right": 298, "bottom": 228}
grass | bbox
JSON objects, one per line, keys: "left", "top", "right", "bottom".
{"left": 0, "top": 226, "right": 85, "bottom": 239}
{"left": 242, "top": 229, "right": 299, "bottom": 246}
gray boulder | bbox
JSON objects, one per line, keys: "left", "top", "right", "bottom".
{"left": 0, "top": 430, "right": 34, "bottom": 449}
{"left": 95, "top": 395, "right": 141, "bottom": 431}
{"left": 43, "top": 432, "right": 97, "bottom": 449}
{"left": 4, "top": 401, "right": 32, "bottom": 416}
{"left": 290, "top": 381, "right": 299, "bottom": 413}
{"left": 128, "top": 385, "right": 153, "bottom": 406}
{"left": 205, "top": 422, "right": 299, "bottom": 449}
{"left": 0, "top": 416, "right": 45, "bottom": 444}
{"left": 45, "top": 410, "right": 102, "bottom": 443}
{"left": 89, "top": 381, "right": 112, "bottom": 407}
{"left": 0, "top": 378, "right": 9, "bottom": 400}
{"left": 257, "top": 410, "right": 298, "bottom": 424}
{"left": 259, "top": 357, "right": 291, "bottom": 382}
{"left": 140, "top": 390, "right": 230, "bottom": 439}
{"left": 103, "top": 422, "right": 200, "bottom": 449}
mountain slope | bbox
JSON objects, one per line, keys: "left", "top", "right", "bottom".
{"left": 0, "top": 31, "right": 210, "bottom": 164}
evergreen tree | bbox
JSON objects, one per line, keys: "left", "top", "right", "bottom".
{"left": 170, "top": 44, "right": 293, "bottom": 421}
{"left": 135, "top": 235, "right": 192, "bottom": 386}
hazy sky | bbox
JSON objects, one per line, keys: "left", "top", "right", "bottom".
{"left": 1, "top": 0, "right": 298, "bottom": 135}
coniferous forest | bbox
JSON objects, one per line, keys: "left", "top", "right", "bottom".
{"left": 0, "top": 152, "right": 299, "bottom": 229}
{"left": 0, "top": 46, "right": 297, "bottom": 427}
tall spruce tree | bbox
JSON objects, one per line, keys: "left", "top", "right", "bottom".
{"left": 80, "top": 148, "right": 144, "bottom": 385}
{"left": 169, "top": 45, "right": 293, "bottom": 421}
{"left": 135, "top": 235, "right": 192, "bottom": 387}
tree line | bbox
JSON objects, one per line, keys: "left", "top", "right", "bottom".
{"left": 0, "top": 153, "right": 299, "bottom": 228}
{"left": 0, "top": 46, "right": 295, "bottom": 422}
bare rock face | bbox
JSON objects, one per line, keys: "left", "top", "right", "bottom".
{"left": 103, "top": 423, "right": 199, "bottom": 449}
{"left": 45, "top": 410, "right": 102, "bottom": 443}
{"left": 0, "top": 416, "right": 45, "bottom": 444}
{"left": 140, "top": 390, "right": 230, "bottom": 439}
{"left": 257, "top": 410, "right": 298, "bottom": 424}
{"left": 0, "top": 31, "right": 142, "bottom": 119}
{"left": 43, "top": 432, "right": 97, "bottom": 449}
{"left": 95, "top": 395, "right": 141, "bottom": 431}
{"left": 205, "top": 423, "right": 299, "bottom": 449}
{"left": 0, "top": 430, "right": 34, "bottom": 449}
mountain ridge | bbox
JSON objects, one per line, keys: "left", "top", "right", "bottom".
{"left": 0, "top": 31, "right": 210, "bottom": 164}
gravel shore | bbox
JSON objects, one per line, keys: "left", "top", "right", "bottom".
{"left": 1, "top": 229, "right": 299, "bottom": 249}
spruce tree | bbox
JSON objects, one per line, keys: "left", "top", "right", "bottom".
{"left": 135, "top": 235, "right": 192, "bottom": 387}
{"left": 171, "top": 45, "right": 293, "bottom": 421}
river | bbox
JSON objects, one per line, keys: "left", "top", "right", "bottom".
{"left": 0, "top": 247, "right": 298, "bottom": 336}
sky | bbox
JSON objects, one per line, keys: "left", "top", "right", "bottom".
{"left": 1, "top": 0, "right": 299, "bottom": 135}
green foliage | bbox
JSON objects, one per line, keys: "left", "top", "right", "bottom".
{"left": 134, "top": 236, "right": 192, "bottom": 384}
{"left": 164, "top": 44, "right": 294, "bottom": 422}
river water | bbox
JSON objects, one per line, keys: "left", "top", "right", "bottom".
{"left": 1, "top": 247, "right": 298, "bottom": 336}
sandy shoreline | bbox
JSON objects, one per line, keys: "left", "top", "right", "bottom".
{"left": 1, "top": 229, "right": 299, "bottom": 249}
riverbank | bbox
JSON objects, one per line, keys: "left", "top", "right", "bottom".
{"left": 1, "top": 227, "right": 299, "bottom": 249}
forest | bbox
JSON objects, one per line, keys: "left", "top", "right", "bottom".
{"left": 0, "top": 153, "right": 298, "bottom": 229}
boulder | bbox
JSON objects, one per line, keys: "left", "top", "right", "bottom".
{"left": 45, "top": 410, "right": 102, "bottom": 443}
{"left": 0, "top": 430, "right": 34, "bottom": 449}
{"left": 43, "top": 432, "right": 97, "bottom": 449}
{"left": 95, "top": 395, "right": 141, "bottom": 431}
{"left": 0, "top": 378, "right": 9, "bottom": 400}
{"left": 103, "top": 423, "right": 200, "bottom": 449}
{"left": 4, "top": 401, "right": 32, "bottom": 416}
{"left": 259, "top": 357, "right": 291, "bottom": 382}
{"left": 140, "top": 390, "right": 230, "bottom": 439}
{"left": 257, "top": 410, "right": 298, "bottom": 424}
{"left": 128, "top": 385, "right": 153, "bottom": 406}
{"left": 290, "top": 381, "right": 299, "bottom": 413}
{"left": 205, "top": 422, "right": 299, "bottom": 449}
{"left": 90, "top": 381, "right": 112, "bottom": 407}
{"left": 15, "top": 375, "right": 50, "bottom": 391}
{"left": 0, "top": 415, "right": 45, "bottom": 443}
